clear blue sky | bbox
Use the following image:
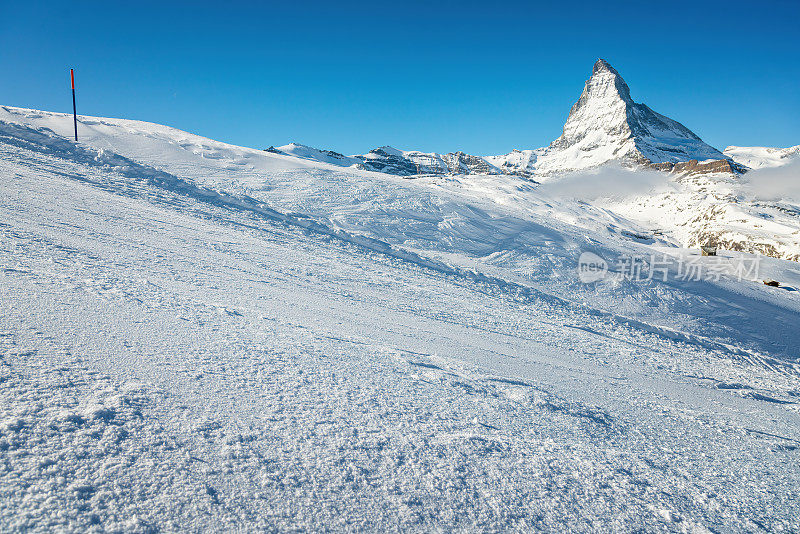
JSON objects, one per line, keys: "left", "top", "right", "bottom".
{"left": 2, "top": 0, "right": 798, "bottom": 155}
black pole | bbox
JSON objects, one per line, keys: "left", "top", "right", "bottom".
{"left": 71, "top": 69, "right": 77, "bottom": 141}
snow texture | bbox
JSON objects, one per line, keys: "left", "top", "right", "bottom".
{"left": 1, "top": 104, "right": 799, "bottom": 532}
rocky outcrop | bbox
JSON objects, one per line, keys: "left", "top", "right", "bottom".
{"left": 440, "top": 152, "right": 503, "bottom": 175}
{"left": 358, "top": 147, "right": 421, "bottom": 175}
{"left": 647, "top": 158, "right": 748, "bottom": 176}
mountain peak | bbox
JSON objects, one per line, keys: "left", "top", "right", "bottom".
{"left": 592, "top": 58, "right": 614, "bottom": 74}
{"left": 584, "top": 58, "right": 632, "bottom": 103}
{"left": 369, "top": 145, "right": 404, "bottom": 157}
{"left": 532, "top": 59, "right": 728, "bottom": 175}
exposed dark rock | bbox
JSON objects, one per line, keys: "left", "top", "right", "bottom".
{"left": 647, "top": 159, "right": 748, "bottom": 176}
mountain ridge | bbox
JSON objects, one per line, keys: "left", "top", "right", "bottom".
{"left": 271, "top": 59, "right": 747, "bottom": 180}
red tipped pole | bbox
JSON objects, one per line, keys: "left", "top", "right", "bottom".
{"left": 70, "top": 69, "right": 78, "bottom": 141}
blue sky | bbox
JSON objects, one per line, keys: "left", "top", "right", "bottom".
{"left": 2, "top": 0, "right": 798, "bottom": 155}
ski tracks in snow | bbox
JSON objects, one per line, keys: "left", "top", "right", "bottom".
{"left": 1, "top": 118, "right": 800, "bottom": 530}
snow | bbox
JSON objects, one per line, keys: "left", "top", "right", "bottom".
{"left": 724, "top": 145, "right": 800, "bottom": 169}
{"left": 1, "top": 105, "right": 800, "bottom": 531}
{"left": 274, "top": 142, "right": 361, "bottom": 167}
{"left": 484, "top": 148, "right": 543, "bottom": 178}
{"left": 599, "top": 165, "right": 800, "bottom": 262}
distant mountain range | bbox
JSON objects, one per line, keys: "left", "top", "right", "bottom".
{"left": 267, "top": 59, "right": 795, "bottom": 179}
{"left": 1, "top": 59, "right": 796, "bottom": 263}
{"left": 267, "top": 143, "right": 504, "bottom": 178}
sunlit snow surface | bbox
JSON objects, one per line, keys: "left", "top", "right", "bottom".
{"left": 1, "top": 106, "right": 799, "bottom": 531}
{"left": 724, "top": 145, "right": 800, "bottom": 170}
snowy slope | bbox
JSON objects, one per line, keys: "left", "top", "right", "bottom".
{"left": 3, "top": 104, "right": 800, "bottom": 351}
{"left": 2, "top": 106, "right": 800, "bottom": 531}
{"left": 724, "top": 144, "right": 800, "bottom": 169}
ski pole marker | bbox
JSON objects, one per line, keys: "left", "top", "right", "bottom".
{"left": 70, "top": 69, "right": 78, "bottom": 141}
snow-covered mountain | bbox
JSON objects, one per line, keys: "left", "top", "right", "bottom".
{"left": 268, "top": 142, "right": 361, "bottom": 167}
{"left": 257, "top": 59, "right": 800, "bottom": 263}
{"left": 484, "top": 148, "right": 543, "bottom": 179}
{"left": 600, "top": 167, "right": 800, "bottom": 261}
{"left": 724, "top": 144, "right": 800, "bottom": 169}
{"left": 358, "top": 146, "right": 504, "bottom": 176}
{"left": 270, "top": 143, "right": 506, "bottom": 177}
{"left": 274, "top": 59, "right": 744, "bottom": 180}
{"left": 495, "top": 59, "right": 736, "bottom": 177}
{"left": 3, "top": 104, "right": 800, "bottom": 530}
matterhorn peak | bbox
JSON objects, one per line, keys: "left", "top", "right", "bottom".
{"left": 580, "top": 58, "right": 633, "bottom": 106}
{"left": 591, "top": 58, "right": 620, "bottom": 76}
{"left": 531, "top": 58, "right": 729, "bottom": 176}
{"left": 592, "top": 58, "right": 613, "bottom": 73}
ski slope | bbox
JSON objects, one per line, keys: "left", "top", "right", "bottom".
{"left": 1, "top": 106, "right": 799, "bottom": 531}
